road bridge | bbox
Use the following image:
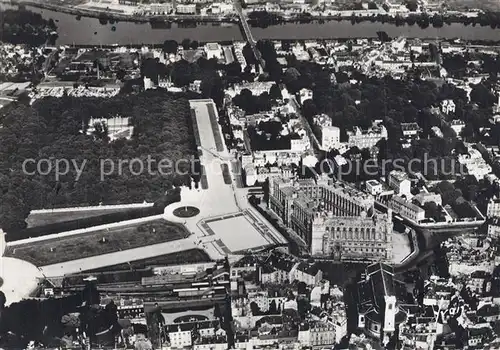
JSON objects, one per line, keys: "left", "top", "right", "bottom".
{"left": 233, "top": 0, "right": 265, "bottom": 71}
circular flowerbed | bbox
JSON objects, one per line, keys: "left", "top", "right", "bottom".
{"left": 173, "top": 206, "right": 200, "bottom": 218}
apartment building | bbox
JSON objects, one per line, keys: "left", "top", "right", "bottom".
{"left": 347, "top": 121, "right": 387, "bottom": 149}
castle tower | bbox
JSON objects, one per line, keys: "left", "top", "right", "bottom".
{"left": 311, "top": 214, "right": 326, "bottom": 256}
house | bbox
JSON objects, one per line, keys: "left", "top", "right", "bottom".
{"left": 87, "top": 116, "right": 134, "bottom": 140}
{"left": 388, "top": 170, "right": 411, "bottom": 198}
{"left": 165, "top": 320, "right": 225, "bottom": 349}
{"left": 388, "top": 195, "right": 426, "bottom": 223}
{"left": 431, "top": 126, "right": 443, "bottom": 138}
{"left": 299, "top": 88, "right": 313, "bottom": 103}
{"left": 321, "top": 125, "right": 341, "bottom": 151}
{"left": 401, "top": 122, "right": 420, "bottom": 138}
{"left": 467, "top": 327, "right": 494, "bottom": 348}
{"left": 476, "top": 303, "right": 500, "bottom": 322}
{"left": 293, "top": 262, "right": 322, "bottom": 286}
{"left": 204, "top": 43, "right": 223, "bottom": 60}
{"left": 487, "top": 197, "right": 500, "bottom": 218}
{"left": 347, "top": 120, "right": 387, "bottom": 150}
{"left": 441, "top": 99, "right": 456, "bottom": 114}
{"left": 366, "top": 180, "right": 383, "bottom": 196}
{"left": 467, "top": 271, "right": 491, "bottom": 294}
{"left": 488, "top": 218, "right": 500, "bottom": 238}
{"left": 450, "top": 120, "right": 466, "bottom": 138}
{"left": 259, "top": 251, "right": 297, "bottom": 284}
{"left": 298, "top": 321, "right": 336, "bottom": 347}
{"left": 167, "top": 325, "right": 193, "bottom": 348}
{"left": 176, "top": 3, "right": 197, "bottom": 14}
{"left": 414, "top": 192, "right": 442, "bottom": 206}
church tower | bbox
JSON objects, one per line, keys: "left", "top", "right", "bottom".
{"left": 383, "top": 295, "right": 397, "bottom": 334}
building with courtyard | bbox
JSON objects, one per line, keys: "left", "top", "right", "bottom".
{"left": 268, "top": 175, "right": 393, "bottom": 261}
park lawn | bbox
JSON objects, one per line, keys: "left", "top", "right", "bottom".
{"left": 25, "top": 208, "right": 139, "bottom": 228}
{"left": 4, "top": 219, "right": 190, "bottom": 266}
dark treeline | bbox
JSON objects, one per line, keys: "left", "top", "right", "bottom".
{"left": 248, "top": 10, "right": 500, "bottom": 30}
{"left": 1, "top": 8, "right": 58, "bottom": 46}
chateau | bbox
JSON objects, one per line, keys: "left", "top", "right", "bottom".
{"left": 268, "top": 175, "right": 393, "bottom": 261}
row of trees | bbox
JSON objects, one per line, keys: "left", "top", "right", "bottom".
{"left": 248, "top": 9, "right": 500, "bottom": 29}
{"left": 162, "top": 39, "right": 200, "bottom": 54}
{"left": 232, "top": 88, "right": 281, "bottom": 114}
{"left": 0, "top": 91, "right": 194, "bottom": 235}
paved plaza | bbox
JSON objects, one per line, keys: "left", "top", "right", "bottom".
{"left": 164, "top": 99, "right": 288, "bottom": 257}
{"left": 391, "top": 232, "right": 413, "bottom": 264}
{"left": 205, "top": 214, "right": 272, "bottom": 253}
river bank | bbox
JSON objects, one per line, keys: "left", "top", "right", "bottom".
{"left": 4, "top": 3, "right": 500, "bottom": 45}
{"left": 3, "top": 0, "right": 238, "bottom": 23}
{"left": 6, "top": 0, "right": 500, "bottom": 30}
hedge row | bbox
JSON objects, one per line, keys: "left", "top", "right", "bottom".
{"left": 221, "top": 164, "right": 232, "bottom": 185}
{"left": 207, "top": 103, "right": 224, "bottom": 152}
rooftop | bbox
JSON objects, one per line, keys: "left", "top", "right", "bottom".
{"left": 295, "top": 261, "right": 319, "bottom": 276}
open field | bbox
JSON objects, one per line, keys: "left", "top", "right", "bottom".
{"left": 4, "top": 219, "right": 189, "bottom": 266}
{"left": 25, "top": 208, "right": 139, "bottom": 228}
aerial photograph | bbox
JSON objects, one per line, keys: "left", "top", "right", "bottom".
{"left": 2, "top": 0, "right": 500, "bottom": 348}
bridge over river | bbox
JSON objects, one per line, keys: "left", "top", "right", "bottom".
{"left": 233, "top": 0, "right": 266, "bottom": 71}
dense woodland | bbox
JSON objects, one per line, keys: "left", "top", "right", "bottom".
{"left": 1, "top": 9, "right": 58, "bottom": 46}
{"left": 0, "top": 91, "right": 195, "bottom": 233}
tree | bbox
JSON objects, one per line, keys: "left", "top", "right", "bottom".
{"left": 405, "top": 0, "right": 418, "bottom": 11}
{"left": 200, "top": 72, "right": 224, "bottom": 107}
{"left": 423, "top": 201, "right": 441, "bottom": 220}
{"left": 269, "top": 84, "right": 282, "bottom": 101}
{"left": 470, "top": 83, "right": 496, "bottom": 108}
{"left": 163, "top": 40, "right": 178, "bottom": 54}
{"left": 181, "top": 38, "right": 191, "bottom": 50}
{"left": 269, "top": 300, "right": 278, "bottom": 314}
{"left": 250, "top": 302, "right": 261, "bottom": 316}
{"left": 190, "top": 40, "right": 199, "bottom": 50}
{"left": 0, "top": 291, "right": 6, "bottom": 309}
{"left": 82, "top": 281, "right": 100, "bottom": 306}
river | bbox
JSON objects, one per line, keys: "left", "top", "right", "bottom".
{"left": 3, "top": 4, "right": 500, "bottom": 45}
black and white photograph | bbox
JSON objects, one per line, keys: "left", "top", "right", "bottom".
{"left": 1, "top": 0, "right": 500, "bottom": 348}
